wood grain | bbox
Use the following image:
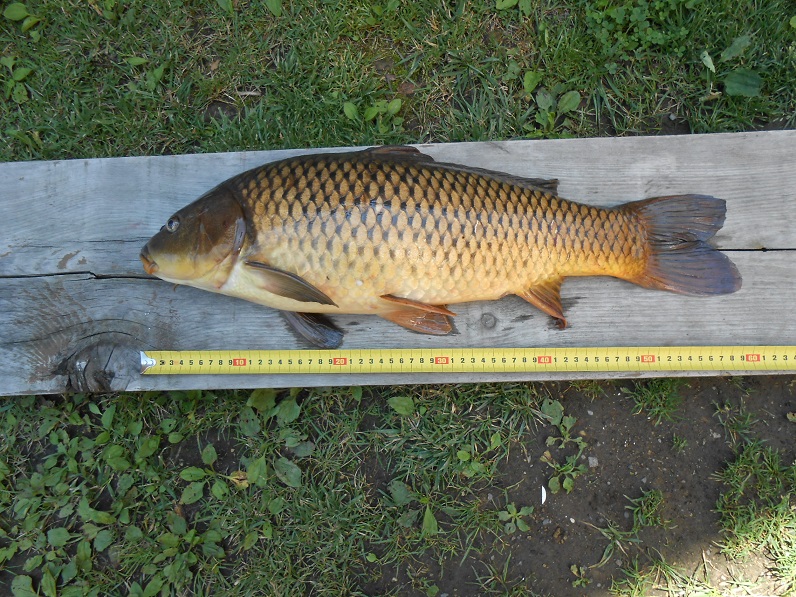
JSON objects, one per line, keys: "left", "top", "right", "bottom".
{"left": 2, "top": 131, "right": 794, "bottom": 394}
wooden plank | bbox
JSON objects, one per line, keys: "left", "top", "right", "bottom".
{"left": 1, "top": 131, "right": 795, "bottom": 395}
{"left": 1, "top": 131, "right": 794, "bottom": 279}
{"left": 2, "top": 251, "right": 792, "bottom": 393}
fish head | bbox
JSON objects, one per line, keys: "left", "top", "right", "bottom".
{"left": 140, "top": 185, "right": 247, "bottom": 289}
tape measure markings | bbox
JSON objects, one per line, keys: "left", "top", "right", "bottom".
{"left": 140, "top": 346, "right": 796, "bottom": 375}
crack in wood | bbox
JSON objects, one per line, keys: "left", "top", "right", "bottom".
{"left": 724, "top": 248, "right": 796, "bottom": 252}
{"left": 86, "top": 238, "right": 151, "bottom": 243}
{"left": 0, "top": 271, "right": 151, "bottom": 280}
{"left": 3, "top": 319, "right": 152, "bottom": 348}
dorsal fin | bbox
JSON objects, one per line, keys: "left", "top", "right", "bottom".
{"left": 361, "top": 145, "right": 437, "bottom": 164}
{"left": 362, "top": 146, "right": 559, "bottom": 194}
{"left": 440, "top": 163, "right": 559, "bottom": 194}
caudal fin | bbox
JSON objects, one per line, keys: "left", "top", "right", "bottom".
{"left": 624, "top": 195, "right": 742, "bottom": 295}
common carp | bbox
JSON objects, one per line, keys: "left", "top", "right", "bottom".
{"left": 140, "top": 146, "right": 741, "bottom": 348}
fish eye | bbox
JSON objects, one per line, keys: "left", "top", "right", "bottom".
{"left": 166, "top": 216, "right": 180, "bottom": 233}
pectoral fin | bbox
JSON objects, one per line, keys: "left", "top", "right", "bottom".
{"left": 282, "top": 311, "right": 344, "bottom": 349}
{"left": 517, "top": 279, "right": 566, "bottom": 326}
{"left": 244, "top": 261, "right": 337, "bottom": 306}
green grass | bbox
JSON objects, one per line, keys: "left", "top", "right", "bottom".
{"left": 583, "top": 490, "right": 669, "bottom": 575}
{"left": 0, "top": 385, "right": 549, "bottom": 595}
{"left": 714, "top": 433, "right": 796, "bottom": 593}
{"left": 622, "top": 378, "right": 685, "bottom": 425}
{"left": 2, "top": 0, "right": 796, "bottom": 594}
{"left": 538, "top": 397, "right": 590, "bottom": 494}
{"left": 610, "top": 556, "right": 724, "bottom": 597}
{"left": 2, "top": 0, "right": 795, "bottom": 162}
{"left": 610, "top": 398, "right": 796, "bottom": 596}
{"left": 568, "top": 379, "right": 609, "bottom": 400}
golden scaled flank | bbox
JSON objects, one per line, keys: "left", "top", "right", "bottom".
{"left": 229, "top": 158, "right": 647, "bottom": 310}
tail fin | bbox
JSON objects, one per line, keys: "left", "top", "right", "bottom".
{"left": 624, "top": 195, "right": 742, "bottom": 295}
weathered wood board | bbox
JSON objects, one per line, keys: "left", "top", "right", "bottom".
{"left": 2, "top": 131, "right": 795, "bottom": 395}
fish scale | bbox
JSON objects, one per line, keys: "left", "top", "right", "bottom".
{"left": 226, "top": 154, "right": 645, "bottom": 309}
{"left": 141, "top": 145, "right": 741, "bottom": 348}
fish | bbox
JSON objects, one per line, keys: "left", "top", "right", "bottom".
{"left": 140, "top": 145, "right": 742, "bottom": 348}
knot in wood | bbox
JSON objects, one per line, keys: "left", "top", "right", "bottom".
{"left": 63, "top": 342, "right": 139, "bottom": 393}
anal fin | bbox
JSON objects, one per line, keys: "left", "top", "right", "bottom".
{"left": 517, "top": 279, "right": 567, "bottom": 327}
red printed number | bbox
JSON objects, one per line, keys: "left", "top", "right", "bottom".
{"left": 537, "top": 356, "right": 552, "bottom": 364}
{"left": 232, "top": 358, "right": 247, "bottom": 367}
{"left": 333, "top": 358, "right": 348, "bottom": 366}
{"left": 433, "top": 356, "right": 450, "bottom": 365}
{"left": 745, "top": 353, "right": 761, "bottom": 362}
{"left": 641, "top": 354, "right": 656, "bottom": 363}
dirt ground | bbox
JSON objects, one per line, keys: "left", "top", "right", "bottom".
{"left": 389, "top": 375, "right": 796, "bottom": 596}
{"left": 2, "top": 376, "right": 792, "bottom": 596}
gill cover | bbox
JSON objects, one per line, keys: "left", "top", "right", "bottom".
{"left": 141, "top": 184, "right": 246, "bottom": 283}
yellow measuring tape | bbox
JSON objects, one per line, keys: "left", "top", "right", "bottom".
{"left": 140, "top": 346, "right": 796, "bottom": 375}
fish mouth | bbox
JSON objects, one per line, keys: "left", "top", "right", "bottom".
{"left": 140, "top": 247, "right": 159, "bottom": 275}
